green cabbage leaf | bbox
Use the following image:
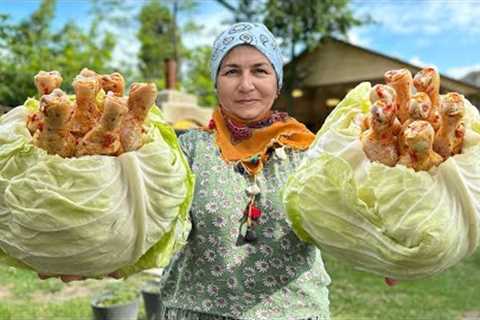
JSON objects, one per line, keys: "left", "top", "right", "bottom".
{"left": 283, "top": 82, "right": 480, "bottom": 279}
{"left": 0, "top": 102, "right": 194, "bottom": 277}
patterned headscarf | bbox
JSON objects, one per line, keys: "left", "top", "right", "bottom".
{"left": 210, "top": 22, "right": 284, "bottom": 89}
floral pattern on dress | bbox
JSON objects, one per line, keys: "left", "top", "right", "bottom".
{"left": 159, "top": 130, "right": 331, "bottom": 320}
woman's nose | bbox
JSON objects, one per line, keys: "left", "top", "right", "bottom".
{"left": 238, "top": 73, "right": 255, "bottom": 92}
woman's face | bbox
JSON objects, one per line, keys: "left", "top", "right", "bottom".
{"left": 217, "top": 45, "right": 278, "bottom": 121}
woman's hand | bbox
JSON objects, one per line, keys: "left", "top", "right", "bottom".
{"left": 384, "top": 277, "right": 399, "bottom": 287}
{"left": 37, "top": 271, "right": 122, "bottom": 282}
{"left": 38, "top": 273, "right": 84, "bottom": 282}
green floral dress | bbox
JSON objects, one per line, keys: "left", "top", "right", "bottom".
{"left": 158, "top": 130, "right": 331, "bottom": 320}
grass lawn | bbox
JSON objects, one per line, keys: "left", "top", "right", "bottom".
{"left": 0, "top": 249, "right": 478, "bottom": 320}
{"left": 327, "top": 248, "right": 480, "bottom": 320}
{"left": 0, "top": 267, "right": 152, "bottom": 320}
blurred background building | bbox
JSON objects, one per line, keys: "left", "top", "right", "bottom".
{"left": 274, "top": 37, "right": 480, "bottom": 132}
{"left": 157, "top": 89, "right": 212, "bottom": 132}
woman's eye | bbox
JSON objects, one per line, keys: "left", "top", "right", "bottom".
{"left": 254, "top": 68, "right": 268, "bottom": 74}
{"left": 223, "top": 69, "right": 238, "bottom": 76}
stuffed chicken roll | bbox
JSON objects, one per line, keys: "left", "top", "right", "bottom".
{"left": 282, "top": 82, "right": 480, "bottom": 280}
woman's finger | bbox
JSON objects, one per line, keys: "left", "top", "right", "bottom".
{"left": 38, "top": 273, "right": 54, "bottom": 280}
{"left": 384, "top": 277, "right": 399, "bottom": 287}
{"left": 60, "top": 275, "right": 84, "bottom": 282}
{"left": 107, "top": 271, "right": 122, "bottom": 279}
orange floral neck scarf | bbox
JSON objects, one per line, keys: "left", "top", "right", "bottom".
{"left": 208, "top": 107, "right": 315, "bottom": 175}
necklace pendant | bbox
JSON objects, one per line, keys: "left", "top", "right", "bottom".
{"left": 249, "top": 204, "right": 262, "bottom": 220}
{"left": 244, "top": 227, "right": 257, "bottom": 243}
{"left": 275, "top": 146, "right": 287, "bottom": 160}
{"left": 208, "top": 118, "right": 216, "bottom": 129}
{"left": 250, "top": 154, "right": 260, "bottom": 165}
{"left": 246, "top": 183, "right": 260, "bottom": 196}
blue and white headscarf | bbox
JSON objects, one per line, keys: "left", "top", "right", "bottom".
{"left": 210, "top": 22, "right": 284, "bottom": 89}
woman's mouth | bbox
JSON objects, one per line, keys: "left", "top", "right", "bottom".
{"left": 236, "top": 99, "right": 260, "bottom": 105}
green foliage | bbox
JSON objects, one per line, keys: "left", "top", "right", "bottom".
{"left": 0, "top": 266, "right": 63, "bottom": 298}
{"left": 89, "top": 0, "right": 134, "bottom": 29}
{"left": 264, "top": 0, "right": 365, "bottom": 58}
{"left": 0, "top": 0, "right": 118, "bottom": 107}
{"left": 0, "top": 264, "right": 150, "bottom": 319}
{"left": 183, "top": 46, "right": 217, "bottom": 107}
{"left": 0, "top": 252, "right": 479, "bottom": 319}
{"left": 261, "top": 0, "right": 368, "bottom": 106}
{"left": 88, "top": 0, "right": 139, "bottom": 83}
{"left": 137, "top": 0, "right": 175, "bottom": 83}
{"left": 216, "top": 0, "right": 370, "bottom": 112}
{"left": 217, "top": 0, "right": 366, "bottom": 59}
{"left": 216, "top": 0, "right": 263, "bottom": 22}
{"left": 137, "top": 0, "right": 200, "bottom": 88}
{"left": 136, "top": 1, "right": 213, "bottom": 105}
{"left": 50, "top": 22, "right": 116, "bottom": 92}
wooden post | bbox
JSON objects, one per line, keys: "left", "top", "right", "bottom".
{"left": 165, "top": 58, "right": 177, "bottom": 89}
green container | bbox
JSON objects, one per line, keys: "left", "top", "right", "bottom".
{"left": 141, "top": 280, "right": 162, "bottom": 320}
{"left": 91, "top": 293, "right": 140, "bottom": 320}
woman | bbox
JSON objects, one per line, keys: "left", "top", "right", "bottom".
{"left": 157, "top": 22, "right": 331, "bottom": 320}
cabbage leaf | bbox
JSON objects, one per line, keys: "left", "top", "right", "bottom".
{"left": 283, "top": 82, "right": 480, "bottom": 279}
{"left": 0, "top": 102, "right": 194, "bottom": 277}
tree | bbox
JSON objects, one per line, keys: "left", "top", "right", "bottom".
{"left": 265, "top": 0, "right": 366, "bottom": 109}
{"left": 137, "top": 0, "right": 198, "bottom": 89}
{"left": 183, "top": 46, "right": 217, "bottom": 107}
{"left": 215, "top": 0, "right": 368, "bottom": 111}
{"left": 215, "top": 0, "right": 263, "bottom": 23}
{"left": 0, "top": 0, "right": 56, "bottom": 106}
{"left": 51, "top": 22, "right": 115, "bottom": 84}
{"left": 0, "top": 0, "right": 118, "bottom": 107}
{"left": 264, "top": 0, "right": 364, "bottom": 59}
{"left": 137, "top": 0, "right": 175, "bottom": 86}
{"left": 216, "top": 0, "right": 365, "bottom": 59}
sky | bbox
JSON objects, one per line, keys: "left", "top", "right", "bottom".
{"left": 1, "top": 0, "right": 480, "bottom": 80}
{"left": 348, "top": 0, "right": 480, "bottom": 79}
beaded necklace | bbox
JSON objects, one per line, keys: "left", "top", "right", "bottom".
{"left": 208, "top": 107, "right": 314, "bottom": 244}
{"left": 210, "top": 111, "right": 290, "bottom": 244}
{"left": 235, "top": 145, "right": 287, "bottom": 244}
{"left": 222, "top": 110, "right": 289, "bottom": 144}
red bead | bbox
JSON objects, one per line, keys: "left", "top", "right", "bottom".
{"left": 208, "top": 119, "right": 216, "bottom": 129}
{"left": 249, "top": 206, "right": 262, "bottom": 220}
